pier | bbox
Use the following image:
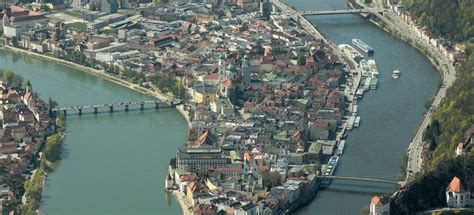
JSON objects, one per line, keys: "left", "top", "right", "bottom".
{"left": 52, "top": 100, "right": 181, "bottom": 115}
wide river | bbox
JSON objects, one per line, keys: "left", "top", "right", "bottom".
{"left": 289, "top": 0, "right": 439, "bottom": 214}
{"left": 0, "top": 0, "right": 438, "bottom": 213}
{"left": 0, "top": 48, "right": 187, "bottom": 214}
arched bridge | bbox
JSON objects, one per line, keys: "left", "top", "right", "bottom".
{"left": 52, "top": 100, "right": 182, "bottom": 115}
{"left": 318, "top": 175, "right": 404, "bottom": 186}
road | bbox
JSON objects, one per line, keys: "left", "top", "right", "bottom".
{"left": 385, "top": 11, "right": 457, "bottom": 181}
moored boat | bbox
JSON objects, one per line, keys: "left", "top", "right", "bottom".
{"left": 370, "top": 77, "right": 378, "bottom": 90}
{"left": 352, "top": 38, "right": 374, "bottom": 55}
{"left": 324, "top": 155, "right": 340, "bottom": 176}
{"left": 359, "top": 59, "right": 372, "bottom": 77}
{"left": 367, "top": 59, "right": 379, "bottom": 77}
{"left": 363, "top": 77, "right": 372, "bottom": 91}
{"left": 354, "top": 116, "right": 361, "bottom": 127}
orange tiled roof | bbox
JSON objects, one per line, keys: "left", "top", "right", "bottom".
{"left": 371, "top": 196, "right": 382, "bottom": 206}
{"left": 447, "top": 176, "right": 465, "bottom": 193}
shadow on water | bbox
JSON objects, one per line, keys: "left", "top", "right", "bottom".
{"left": 327, "top": 181, "right": 397, "bottom": 190}
{"left": 321, "top": 186, "right": 389, "bottom": 196}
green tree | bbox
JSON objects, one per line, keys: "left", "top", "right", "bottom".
{"left": 3, "top": 69, "right": 14, "bottom": 83}
{"left": 418, "top": 12, "right": 428, "bottom": 26}
{"left": 297, "top": 55, "right": 306, "bottom": 65}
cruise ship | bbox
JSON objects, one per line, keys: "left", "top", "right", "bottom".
{"left": 367, "top": 59, "right": 379, "bottom": 77}
{"left": 352, "top": 38, "right": 374, "bottom": 55}
{"left": 359, "top": 59, "right": 372, "bottom": 77}
{"left": 338, "top": 44, "right": 364, "bottom": 62}
{"left": 337, "top": 140, "right": 346, "bottom": 155}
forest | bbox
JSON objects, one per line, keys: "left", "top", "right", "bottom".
{"left": 402, "top": 0, "right": 474, "bottom": 42}
{"left": 390, "top": 0, "right": 474, "bottom": 213}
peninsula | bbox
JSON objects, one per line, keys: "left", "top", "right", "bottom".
{"left": 0, "top": 70, "right": 63, "bottom": 214}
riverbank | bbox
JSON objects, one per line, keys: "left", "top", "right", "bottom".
{"left": 170, "top": 190, "right": 193, "bottom": 215}
{"left": 2, "top": 45, "right": 193, "bottom": 214}
{"left": 21, "top": 116, "right": 65, "bottom": 214}
{"left": 2, "top": 45, "right": 194, "bottom": 128}
{"left": 2, "top": 46, "right": 175, "bottom": 103}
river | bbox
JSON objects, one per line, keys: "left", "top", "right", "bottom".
{"left": 287, "top": 0, "right": 440, "bottom": 214}
{"left": 0, "top": 48, "right": 187, "bottom": 215}
{"left": 0, "top": 1, "right": 439, "bottom": 213}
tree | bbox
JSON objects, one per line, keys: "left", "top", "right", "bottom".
{"left": 418, "top": 12, "right": 428, "bottom": 26}
{"left": 3, "top": 69, "right": 14, "bottom": 83}
{"left": 263, "top": 171, "right": 281, "bottom": 189}
{"left": 48, "top": 97, "right": 58, "bottom": 109}
{"left": 297, "top": 55, "right": 306, "bottom": 65}
{"left": 44, "top": 134, "right": 63, "bottom": 162}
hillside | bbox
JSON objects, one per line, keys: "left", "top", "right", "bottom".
{"left": 401, "top": 0, "right": 474, "bottom": 41}
{"left": 390, "top": 0, "right": 474, "bottom": 213}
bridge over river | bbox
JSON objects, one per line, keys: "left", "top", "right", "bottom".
{"left": 298, "top": 8, "right": 383, "bottom": 16}
{"left": 52, "top": 99, "right": 181, "bottom": 115}
{"left": 318, "top": 175, "right": 404, "bottom": 186}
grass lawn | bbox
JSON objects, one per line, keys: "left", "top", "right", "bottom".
{"left": 69, "top": 22, "right": 87, "bottom": 30}
{"left": 64, "top": 10, "right": 84, "bottom": 18}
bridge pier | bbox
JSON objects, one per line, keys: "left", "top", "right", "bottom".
{"left": 155, "top": 103, "right": 159, "bottom": 109}
{"left": 125, "top": 105, "right": 129, "bottom": 112}
{"left": 109, "top": 106, "right": 113, "bottom": 113}
{"left": 140, "top": 103, "right": 144, "bottom": 111}
{"left": 94, "top": 107, "right": 98, "bottom": 114}
{"left": 63, "top": 110, "right": 67, "bottom": 115}
{"left": 78, "top": 109, "right": 82, "bottom": 115}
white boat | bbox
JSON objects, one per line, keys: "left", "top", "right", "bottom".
{"left": 392, "top": 69, "right": 400, "bottom": 79}
{"left": 352, "top": 38, "right": 374, "bottom": 55}
{"left": 359, "top": 59, "right": 372, "bottom": 77}
{"left": 354, "top": 116, "right": 361, "bottom": 127}
{"left": 324, "top": 155, "right": 340, "bottom": 176}
{"left": 367, "top": 59, "right": 379, "bottom": 77}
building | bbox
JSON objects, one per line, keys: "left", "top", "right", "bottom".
{"left": 100, "top": 0, "right": 118, "bottom": 14}
{"left": 259, "top": 0, "right": 271, "bottom": 20}
{"left": 242, "top": 55, "right": 251, "bottom": 89}
{"left": 446, "top": 176, "right": 470, "bottom": 208}
{"left": 2, "top": 6, "right": 46, "bottom": 38}
{"left": 176, "top": 148, "right": 230, "bottom": 174}
{"left": 455, "top": 143, "right": 464, "bottom": 156}
{"left": 369, "top": 195, "right": 390, "bottom": 215}
{"left": 165, "top": 173, "right": 173, "bottom": 189}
